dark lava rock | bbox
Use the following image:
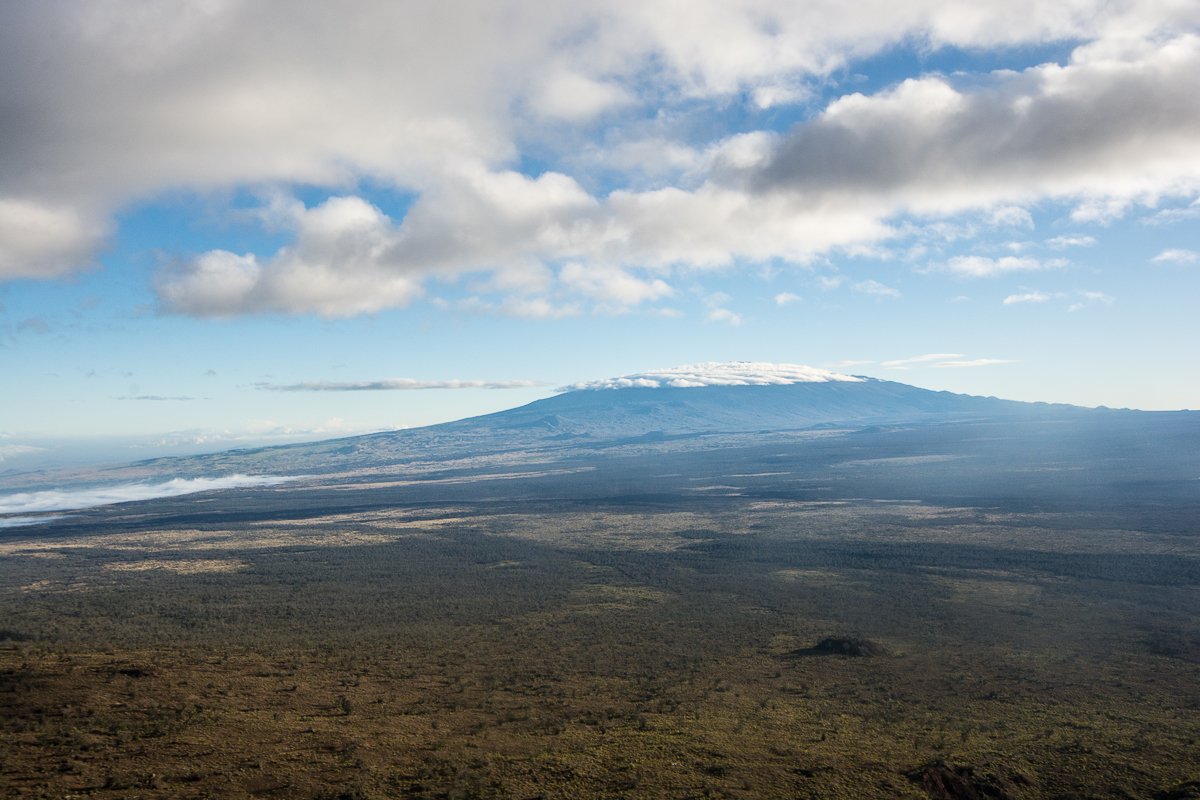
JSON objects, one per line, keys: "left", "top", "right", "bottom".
{"left": 790, "top": 636, "right": 889, "bottom": 658}
{"left": 907, "top": 759, "right": 1031, "bottom": 800}
{"left": 1156, "top": 780, "right": 1200, "bottom": 800}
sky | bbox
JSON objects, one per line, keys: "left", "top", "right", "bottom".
{"left": 2, "top": 0, "right": 1199, "bottom": 472}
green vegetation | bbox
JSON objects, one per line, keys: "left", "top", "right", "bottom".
{"left": 2, "top": 491, "right": 1199, "bottom": 798}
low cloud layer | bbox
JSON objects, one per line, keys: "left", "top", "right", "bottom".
{"left": 567, "top": 362, "right": 865, "bottom": 390}
{"left": 0, "top": 474, "right": 296, "bottom": 515}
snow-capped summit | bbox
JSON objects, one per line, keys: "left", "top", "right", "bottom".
{"left": 564, "top": 361, "right": 866, "bottom": 391}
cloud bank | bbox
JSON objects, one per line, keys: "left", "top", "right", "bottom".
{"left": 0, "top": 474, "right": 296, "bottom": 515}
{"left": 566, "top": 362, "right": 865, "bottom": 390}
{"left": 1, "top": 2, "right": 1197, "bottom": 315}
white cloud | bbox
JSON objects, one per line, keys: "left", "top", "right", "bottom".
{"left": 0, "top": 474, "right": 297, "bottom": 515}
{"left": 1045, "top": 234, "right": 1096, "bottom": 249}
{"left": 941, "top": 255, "right": 1066, "bottom": 277}
{"left": 988, "top": 206, "right": 1034, "bottom": 228}
{"left": 882, "top": 353, "right": 963, "bottom": 369}
{"left": 852, "top": 279, "right": 900, "bottom": 297}
{"left": 1003, "top": 290, "right": 1053, "bottom": 304}
{"left": 0, "top": 198, "right": 107, "bottom": 280}
{"left": 774, "top": 292, "right": 802, "bottom": 306}
{"left": 931, "top": 358, "right": 1016, "bottom": 368}
{"left": 705, "top": 308, "right": 743, "bottom": 325}
{"left": 883, "top": 353, "right": 1012, "bottom": 369}
{"left": 3, "top": 2, "right": 1199, "bottom": 315}
{"left": 566, "top": 361, "right": 865, "bottom": 390}
{"left": 1068, "top": 289, "right": 1115, "bottom": 311}
{"left": 559, "top": 264, "right": 673, "bottom": 309}
{"left": 530, "top": 71, "right": 633, "bottom": 121}
{"left": 259, "top": 379, "right": 543, "bottom": 392}
{"left": 0, "top": 444, "right": 44, "bottom": 463}
{"left": 1152, "top": 248, "right": 1199, "bottom": 264}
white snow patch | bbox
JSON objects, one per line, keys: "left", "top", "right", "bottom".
{"left": 566, "top": 362, "right": 866, "bottom": 391}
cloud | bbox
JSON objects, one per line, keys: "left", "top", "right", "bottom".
{"left": 774, "top": 292, "right": 802, "bottom": 306}
{"left": 116, "top": 395, "right": 196, "bottom": 401}
{"left": 1152, "top": 248, "right": 1199, "bottom": 264}
{"left": 559, "top": 264, "right": 673, "bottom": 309}
{"left": 4, "top": 2, "right": 1199, "bottom": 313}
{"left": 1003, "top": 290, "right": 1054, "bottom": 304}
{"left": 0, "top": 474, "right": 296, "bottom": 515}
{"left": 1045, "top": 234, "right": 1096, "bottom": 249}
{"left": 754, "top": 36, "right": 1200, "bottom": 217}
{"left": 988, "top": 206, "right": 1034, "bottom": 228}
{"left": 705, "top": 307, "right": 743, "bottom": 325}
{"left": 259, "top": 379, "right": 544, "bottom": 392}
{"left": 852, "top": 279, "right": 900, "bottom": 297}
{"left": 884, "top": 353, "right": 1012, "bottom": 369}
{"left": 1068, "top": 289, "right": 1115, "bottom": 311}
{"left": 566, "top": 361, "right": 865, "bottom": 390}
{"left": 0, "top": 444, "right": 44, "bottom": 463}
{"left": 0, "top": 198, "right": 107, "bottom": 280}
{"left": 0, "top": 515, "right": 70, "bottom": 529}
{"left": 940, "top": 255, "right": 1066, "bottom": 277}
{"left": 882, "top": 353, "right": 963, "bottom": 369}
{"left": 930, "top": 358, "right": 1016, "bottom": 368}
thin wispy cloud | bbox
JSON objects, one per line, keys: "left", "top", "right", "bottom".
{"left": 882, "top": 353, "right": 963, "bottom": 369}
{"left": 852, "top": 279, "right": 900, "bottom": 298}
{"left": 1045, "top": 235, "right": 1096, "bottom": 249}
{"left": 1152, "top": 248, "right": 1199, "bottom": 265}
{"left": 1003, "top": 291, "right": 1054, "bottom": 305}
{"left": 116, "top": 395, "right": 197, "bottom": 401}
{"left": 884, "top": 353, "right": 1013, "bottom": 369}
{"left": 931, "top": 358, "right": 1017, "bottom": 368}
{"left": 940, "top": 256, "right": 1066, "bottom": 278}
{"left": 259, "top": 379, "right": 545, "bottom": 392}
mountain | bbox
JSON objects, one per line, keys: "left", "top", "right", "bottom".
{"left": 4, "top": 363, "right": 1198, "bottom": 526}
{"left": 3, "top": 363, "right": 1144, "bottom": 489}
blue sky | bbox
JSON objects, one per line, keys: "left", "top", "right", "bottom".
{"left": 2, "top": 1, "right": 1199, "bottom": 471}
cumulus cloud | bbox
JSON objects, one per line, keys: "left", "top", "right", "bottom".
{"left": 259, "top": 379, "right": 543, "bottom": 392}
{"left": 566, "top": 361, "right": 865, "bottom": 390}
{"left": 3, "top": 2, "right": 1199, "bottom": 315}
{"left": 1152, "top": 248, "right": 1199, "bottom": 264}
{"left": 755, "top": 36, "right": 1200, "bottom": 216}
{"left": 774, "top": 292, "right": 802, "bottom": 306}
{"left": 0, "top": 474, "right": 296, "bottom": 515}
{"left": 0, "top": 198, "right": 107, "bottom": 280}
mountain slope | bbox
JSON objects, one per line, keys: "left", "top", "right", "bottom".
{"left": 24, "top": 372, "right": 1107, "bottom": 487}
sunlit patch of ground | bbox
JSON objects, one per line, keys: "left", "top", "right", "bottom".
{"left": 104, "top": 558, "right": 248, "bottom": 574}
